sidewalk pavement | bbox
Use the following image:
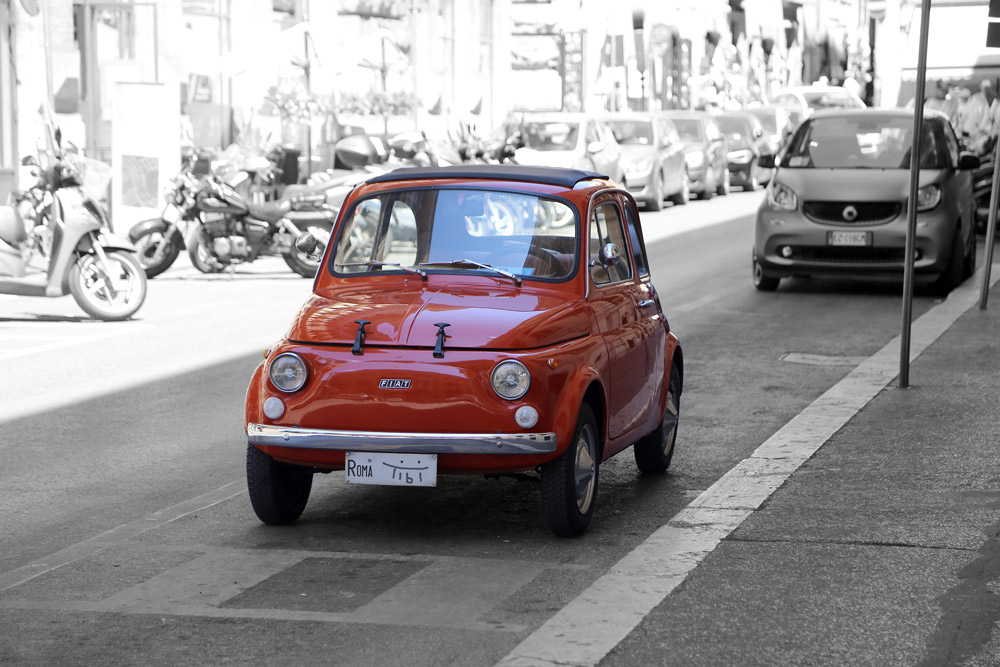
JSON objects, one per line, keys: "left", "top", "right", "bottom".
{"left": 599, "top": 271, "right": 1000, "bottom": 665}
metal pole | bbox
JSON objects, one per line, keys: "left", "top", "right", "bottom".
{"left": 304, "top": 29, "right": 312, "bottom": 181}
{"left": 978, "top": 136, "right": 1000, "bottom": 309}
{"left": 900, "top": 0, "right": 932, "bottom": 389}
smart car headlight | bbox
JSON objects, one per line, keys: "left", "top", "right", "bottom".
{"left": 269, "top": 352, "right": 308, "bottom": 393}
{"left": 491, "top": 360, "right": 531, "bottom": 400}
{"left": 916, "top": 184, "right": 941, "bottom": 211}
{"left": 767, "top": 181, "right": 798, "bottom": 211}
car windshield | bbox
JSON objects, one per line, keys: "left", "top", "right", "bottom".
{"left": 716, "top": 116, "right": 752, "bottom": 143}
{"left": 670, "top": 118, "right": 702, "bottom": 142}
{"left": 331, "top": 188, "right": 578, "bottom": 281}
{"left": 750, "top": 110, "right": 778, "bottom": 134}
{"left": 606, "top": 120, "right": 654, "bottom": 145}
{"left": 521, "top": 121, "right": 580, "bottom": 151}
{"left": 783, "top": 116, "right": 948, "bottom": 169}
{"left": 802, "top": 90, "right": 863, "bottom": 111}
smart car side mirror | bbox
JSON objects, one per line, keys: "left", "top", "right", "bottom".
{"left": 21, "top": 155, "right": 38, "bottom": 167}
{"left": 958, "top": 152, "right": 981, "bottom": 170}
{"left": 758, "top": 153, "right": 776, "bottom": 169}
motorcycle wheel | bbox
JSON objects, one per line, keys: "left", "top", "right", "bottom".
{"left": 133, "top": 225, "right": 182, "bottom": 279}
{"left": 68, "top": 250, "right": 147, "bottom": 321}
{"left": 282, "top": 223, "right": 331, "bottom": 278}
{"left": 187, "top": 233, "right": 225, "bottom": 274}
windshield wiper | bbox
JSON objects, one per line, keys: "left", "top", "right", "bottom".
{"left": 337, "top": 260, "right": 427, "bottom": 279}
{"left": 417, "top": 259, "right": 522, "bottom": 286}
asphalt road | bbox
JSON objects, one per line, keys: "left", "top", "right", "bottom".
{"left": 0, "top": 189, "right": 951, "bottom": 666}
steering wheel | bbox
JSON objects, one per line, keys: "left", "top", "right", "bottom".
{"left": 495, "top": 241, "right": 564, "bottom": 278}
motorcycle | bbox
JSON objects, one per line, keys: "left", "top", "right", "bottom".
{"left": 130, "top": 156, "right": 339, "bottom": 278}
{"left": 0, "top": 105, "right": 147, "bottom": 321}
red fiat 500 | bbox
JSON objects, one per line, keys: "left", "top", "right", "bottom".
{"left": 244, "top": 165, "right": 683, "bottom": 536}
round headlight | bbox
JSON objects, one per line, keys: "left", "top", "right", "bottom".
{"left": 269, "top": 353, "right": 308, "bottom": 393}
{"left": 491, "top": 360, "right": 531, "bottom": 400}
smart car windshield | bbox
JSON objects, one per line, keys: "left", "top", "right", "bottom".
{"left": 606, "top": 120, "right": 654, "bottom": 145}
{"left": 521, "top": 122, "right": 580, "bottom": 151}
{"left": 331, "top": 188, "right": 578, "bottom": 281}
{"left": 782, "top": 116, "right": 948, "bottom": 169}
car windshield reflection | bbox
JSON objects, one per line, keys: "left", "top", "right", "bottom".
{"left": 783, "top": 117, "right": 947, "bottom": 170}
{"left": 331, "top": 188, "right": 578, "bottom": 281}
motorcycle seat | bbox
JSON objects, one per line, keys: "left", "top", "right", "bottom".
{"left": 247, "top": 200, "right": 292, "bottom": 224}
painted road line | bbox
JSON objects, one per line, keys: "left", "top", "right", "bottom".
{"left": 0, "top": 323, "right": 152, "bottom": 363}
{"left": 0, "top": 480, "right": 247, "bottom": 593}
{"left": 496, "top": 266, "right": 1000, "bottom": 667}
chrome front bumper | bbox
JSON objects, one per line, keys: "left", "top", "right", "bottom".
{"left": 247, "top": 423, "right": 558, "bottom": 455}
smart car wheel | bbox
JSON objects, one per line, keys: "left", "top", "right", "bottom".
{"left": 246, "top": 444, "right": 313, "bottom": 525}
{"left": 633, "top": 363, "right": 681, "bottom": 474}
{"left": 752, "top": 254, "right": 780, "bottom": 291}
{"left": 931, "top": 227, "right": 966, "bottom": 296}
{"left": 542, "top": 403, "right": 599, "bottom": 537}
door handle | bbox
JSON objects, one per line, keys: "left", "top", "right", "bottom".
{"left": 637, "top": 299, "right": 655, "bottom": 308}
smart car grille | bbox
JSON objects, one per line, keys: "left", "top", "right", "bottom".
{"left": 803, "top": 202, "right": 901, "bottom": 225}
{"left": 790, "top": 246, "right": 907, "bottom": 263}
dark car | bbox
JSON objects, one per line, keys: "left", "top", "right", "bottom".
{"left": 661, "top": 110, "right": 729, "bottom": 199}
{"left": 604, "top": 113, "right": 690, "bottom": 210}
{"left": 753, "top": 109, "right": 979, "bottom": 294}
{"left": 715, "top": 111, "right": 773, "bottom": 190}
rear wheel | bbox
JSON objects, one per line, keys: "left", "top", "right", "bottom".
{"left": 634, "top": 363, "right": 681, "bottom": 474}
{"left": 188, "top": 233, "right": 225, "bottom": 274}
{"left": 744, "top": 161, "right": 760, "bottom": 191}
{"left": 646, "top": 171, "right": 664, "bottom": 211}
{"left": 716, "top": 168, "right": 731, "bottom": 196}
{"left": 669, "top": 171, "right": 691, "bottom": 206}
{"left": 246, "top": 444, "right": 313, "bottom": 525}
{"left": 542, "top": 404, "right": 599, "bottom": 537}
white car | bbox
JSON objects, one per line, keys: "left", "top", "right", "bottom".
{"left": 771, "top": 85, "right": 866, "bottom": 128}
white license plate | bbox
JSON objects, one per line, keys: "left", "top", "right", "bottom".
{"left": 828, "top": 231, "right": 870, "bottom": 246}
{"left": 345, "top": 452, "right": 437, "bottom": 487}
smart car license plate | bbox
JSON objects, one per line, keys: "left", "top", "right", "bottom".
{"left": 345, "top": 452, "right": 437, "bottom": 487}
{"left": 828, "top": 231, "right": 870, "bottom": 246}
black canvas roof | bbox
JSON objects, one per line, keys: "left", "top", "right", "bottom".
{"left": 364, "top": 165, "right": 608, "bottom": 188}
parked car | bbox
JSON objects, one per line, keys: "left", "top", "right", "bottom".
{"left": 747, "top": 104, "right": 795, "bottom": 154}
{"left": 661, "top": 110, "right": 729, "bottom": 199}
{"left": 244, "top": 165, "right": 684, "bottom": 537}
{"left": 770, "top": 84, "right": 866, "bottom": 128}
{"left": 603, "top": 113, "right": 690, "bottom": 210}
{"left": 512, "top": 113, "right": 624, "bottom": 183}
{"left": 715, "top": 110, "right": 773, "bottom": 190}
{"left": 753, "top": 109, "right": 979, "bottom": 294}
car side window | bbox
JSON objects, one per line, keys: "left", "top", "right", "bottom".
{"left": 621, "top": 200, "right": 649, "bottom": 279}
{"left": 589, "top": 202, "right": 633, "bottom": 285}
{"left": 942, "top": 121, "right": 960, "bottom": 166}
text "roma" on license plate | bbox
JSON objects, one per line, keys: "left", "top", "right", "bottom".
{"left": 345, "top": 452, "right": 437, "bottom": 487}
{"left": 828, "top": 231, "right": 870, "bottom": 246}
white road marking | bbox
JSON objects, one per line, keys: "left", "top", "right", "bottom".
{"left": 780, "top": 352, "right": 870, "bottom": 367}
{"left": 495, "top": 267, "right": 1000, "bottom": 667}
{"left": 0, "top": 323, "right": 152, "bottom": 362}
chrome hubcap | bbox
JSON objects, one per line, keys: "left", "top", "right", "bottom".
{"left": 574, "top": 424, "right": 596, "bottom": 513}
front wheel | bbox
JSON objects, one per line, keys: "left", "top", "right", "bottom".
{"left": 669, "top": 171, "right": 691, "bottom": 206}
{"left": 133, "top": 225, "right": 182, "bottom": 278}
{"left": 541, "top": 403, "right": 600, "bottom": 537}
{"left": 633, "top": 363, "right": 681, "bottom": 474}
{"left": 752, "top": 254, "right": 780, "bottom": 291}
{"left": 68, "top": 250, "right": 147, "bottom": 321}
{"left": 246, "top": 444, "right": 313, "bottom": 525}
{"left": 646, "top": 171, "right": 664, "bottom": 211}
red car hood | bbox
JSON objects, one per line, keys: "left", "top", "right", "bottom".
{"left": 289, "top": 284, "right": 592, "bottom": 350}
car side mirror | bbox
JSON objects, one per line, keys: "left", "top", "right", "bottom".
{"left": 587, "top": 140, "right": 604, "bottom": 154}
{"left": 294, "top": 231, "right": 320, "bottom": 257}
{"left": 758, "top": 153, "right": 776, "bottom": 169}
{"left": 958, "top": 152, "right": 981, "bottom": 170}
{"left": 21, "top": 155, "right": 38, "bottom": 167}
{"left": 599, "top": 242, "right": 623, "bottom": 268}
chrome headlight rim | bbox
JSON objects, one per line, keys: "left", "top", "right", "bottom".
{"left": 490, "top": 359, "right": 531, "bottom": 401}
{"left": 268, "top": 352, "right": 309, "bottom": 393}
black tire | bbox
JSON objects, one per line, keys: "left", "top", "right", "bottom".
{"left": 634, "top": 363, "right": 681, "bottom": 474}
{"left": 744, "top": 161, "right": 760, "bottom": 191}
{"left": 752, "top": 254, "right": 780, "bottom": 291}
{"left": 188, "top": 233, "right": 225, "bottom": 274}
{"left": 963, "top": 228, "right": 977, "bottom": 279}
{"left": 716, "top": 168, "right": 731, "bottom": 196}
{"left": 246, "top": 444, "right": 313, "bottom": 525}
{"left": 133, "top": 225, "right": 182, "bottom": 278}
{"left": 669, "top": 171, "right": 691, "bottom": 206}
{"left": 931, "top": 228, "right": 965, "bottom": 296}
{"left": 68, "top": 250, "right": 147, "bottom": 321}
{"left": 541, "top": 403, "right": 599, "bottom": 537}
{"left": 646, "top": 171, "right": 664, "bottom": 211}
